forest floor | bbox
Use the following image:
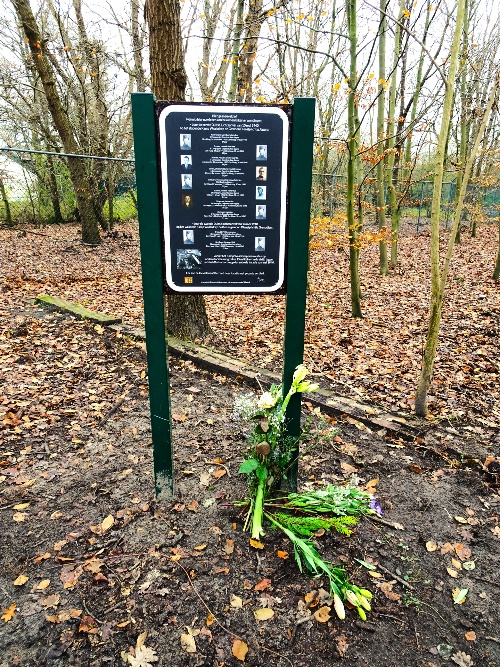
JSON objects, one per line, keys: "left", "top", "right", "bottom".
{"left": 0, "top": 220, "right": 499, "bottom": 666}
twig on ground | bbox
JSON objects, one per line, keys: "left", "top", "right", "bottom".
{"left": 377, "top": 564, "right": 415, "bottom": 590}
{"left": 82, "top": 598, "right": 104, "bottom": 624}
{"left": 100, "top": 398, "right": 125, "bottom": 425}
{"left": 485, "top": 636, "right": 500, "bottom": 644}
{"left": 367, "top": 515, "right": 405, "bottom": 530}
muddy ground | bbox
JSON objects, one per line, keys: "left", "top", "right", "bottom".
{"left": 1, "top": 305, "right": 499, "bottom": 667}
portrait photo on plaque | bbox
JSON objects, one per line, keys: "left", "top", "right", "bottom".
{"left": 256, "top": 145, "right": 267, "bottom": 160}
{"left": 182, "top": 194, "right": 193, "bottom": 208}
{"left": 255, "top": 237, "right": 266, "bottom": 251}
{"left": 181, "top": 174, "right": 192, "bottom": 189}
{"left": 256, "top": 205, "right": 266, "bottom": 219}
{"left": 180, "top": 134, "right": 191, "bottom": 150}
{"left": 177, "top": 249, "right": 201, "bottom": 269}
{"left": 181, "top": 155, "right": 192, "bottom": 170}
{"left": 256, "top": 185, "right": 266, "bottom": 200}
{"left": 256, "top": 166, "right": 267, "bottom": 181}
{"left": 183, "top": 229, "right": 194, "bottom": 244}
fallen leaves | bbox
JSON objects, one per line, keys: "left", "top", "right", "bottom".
{"left": 127, "top": 632, "right": 158, "bottom": 666}
{"left": 254, "top": 608, "right": 274, "bottom": 621}
{"left": 232, "top": 638, "right": 249, "bottom": 661}
{"left": 2, "top": 604, "right": 16, "bottom": 622}
{"left": 13, "top": 574, "right": 28, "bottom": 586}
{"left": 254, "top": 578, "right": 271, "bottom": 591}
{"left": 90, "top": 514, "right": 114, "bottom": 535}
{"left": 40, "top": 594, "right": 60, "bottom": 609}
{"left": 452, "top": 588, "right": 468, "bottom": 605}
{"left": 313, "top": 605, "right": 331, "bottom": 623}
{"left": 180, "top": 627, "right": 199, "bottom": 653}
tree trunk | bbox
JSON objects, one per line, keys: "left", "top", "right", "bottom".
{"left": 376, "top": 0, "right": 388, "bottom": 276}
{"left": 228, "top": 0, "right": 244, "bottom": 102}
{"left": 12, "top": 0, "right": 101, "bottom": 244}
{"left": 385, "top": 0, "right": 405, "bottom": 267}
{"left": 46, "top": 160, "right": 64, "bottom": 224}
{"left": 494, "top": 220, "right": 500, "bottom": 281}
{"left": 346, "top": 0, "right": 362, "bottom": 317}
{"left": 414, "top": 0, "right": 470, "bottom": 416}
{"left": 0, "top": 175, "right": 13, "bottom": 226}
{"left": 454, "top": 0, "right": 469, "bottom": 244}
{"left": 236, "top": 0, "right": 264, "bottom": 103}
{"left": 146, "top": 0, "right": 211, "bottom": 341}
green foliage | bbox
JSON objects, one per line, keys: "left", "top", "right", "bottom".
{"left": 271, "top": 512, "right": 359, "bottom": 537}
{"left": 281, "top": 485, "right": 372, "bottom": 516}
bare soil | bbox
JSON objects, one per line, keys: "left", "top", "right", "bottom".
{"left": 1, "top": 305, "right": 500, "bottom": 667}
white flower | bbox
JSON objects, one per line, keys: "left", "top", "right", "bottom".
{"left": 292, "top": 365, "right": 308, "bottom": 385}
{"left": 257, "top": 392, "right": 278, "bottom": 409}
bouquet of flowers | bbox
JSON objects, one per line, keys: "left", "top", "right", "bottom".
{"left": 234, "top": 365, "right": 379, "bottom": 620}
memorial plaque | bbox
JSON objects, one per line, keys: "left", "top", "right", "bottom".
{"left": 157, "top": 104, "right": 291, "bottom": 293}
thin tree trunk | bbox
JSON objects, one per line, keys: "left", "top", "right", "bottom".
{"left": 414, "top": 0, "right": 477, "bottom": 416}
{"left": 385, "top": 0, "right": 405, "bottom": 267}
{"left": 0, "top": 175, "right": 13, "bottom": 226}
{"left": 146, "top": 0, "right": 210, "bottom": 341}
{"left": 46, "top": 159, "right": 64, "bottom": 224}
{"left": 346, "top": 0, "right": 362, "bottom": 317}
{"left": 454, "top": 0, "right": 469, "bottom": 244}
{"left": 494, "top": 219, "right": 500, "bottom": 281}
{"left": 228, "top": 0, "right": 244, "bottom": 101}
{"left": 376, "top": 0, "right": 388, "bottom": 275}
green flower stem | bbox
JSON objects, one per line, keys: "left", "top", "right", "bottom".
{"left": 251, "top": 477, "right": 266, "bottom": 540}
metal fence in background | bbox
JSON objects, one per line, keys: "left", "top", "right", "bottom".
{"left": 311, "top": 171, "right": 500, "bottom": 233}
{"left": 1, "top": 147, "right": 498, "bottom": 236}
{"left": 0, "top": 148, "right": 137, "bottom": 232}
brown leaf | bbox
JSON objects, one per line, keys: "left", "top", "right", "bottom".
{"left": 78, "top": 615, "right": 97, "bottom": 633}
{"left": 223, "top": 539, "right": 234, "bottom": 555}
{"left": 34, "top": 552, "right": 51, "bottom": 563}
{"left": 13, "top": 574, "right": 28, "bottom": 586}
{"left": 213, "top": 468, "right": 226, "bottom": 479}
{"left": 455, "top": 544, "right": 472, "bottom": 561}
{"left": 172, "top": 414, "right": 187, "bottom": 423}
{"left": 254, "top": 578, "right": 271, "bottom": 591}
{"left": 379, "top": 582, "right": 401, "bottom": 601}
{"left": 249, "top": 539, "right": 264, "bottom": 549}
{"left": 464, "top": 631, "right": 476, "bottom": 641}
{"left": 408, "top": 464, "right": 423, "bottom": 474}
{"left": 232, "top": 639, "right": 248, "bottom": 661}
{"left": 2, "top": 604, "right": 16, "bottom": 623}
{"left": 340, "top": 462, "right": 358, "bottom": 475}
{"left": 314, "top": 605, "right": 331, "bottom": 623}
{"left": 40, "top": 594, "right": 60, "bottom": 609}
{"left": 180, "top": 632, "right": 197, "bottom": 653}
{"left": 277, "top": 550, "right": 289, "bottom": 559}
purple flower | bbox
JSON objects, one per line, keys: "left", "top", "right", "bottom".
{"left": 370, "top": 498, "right": 383, "bottom": 515}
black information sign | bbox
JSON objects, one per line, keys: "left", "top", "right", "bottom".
{"left": 157, "top": 104, "right": 291, "bottom": 293}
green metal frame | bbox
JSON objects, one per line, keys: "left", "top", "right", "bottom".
{"left": 282, "top": 97, "right": 316, "bottom": 491}
{"left": 131, "top": 93, "right": 315, "bottom": 499}
{"left": 131, "top": 92, "right": 174, "bottom": 499}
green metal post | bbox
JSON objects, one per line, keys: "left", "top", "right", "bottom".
{"left": 282, "top": 97, "right": 316, "bottom": 492}
{"left": 131, "top": 92, "right": 174, "bottom": 499}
